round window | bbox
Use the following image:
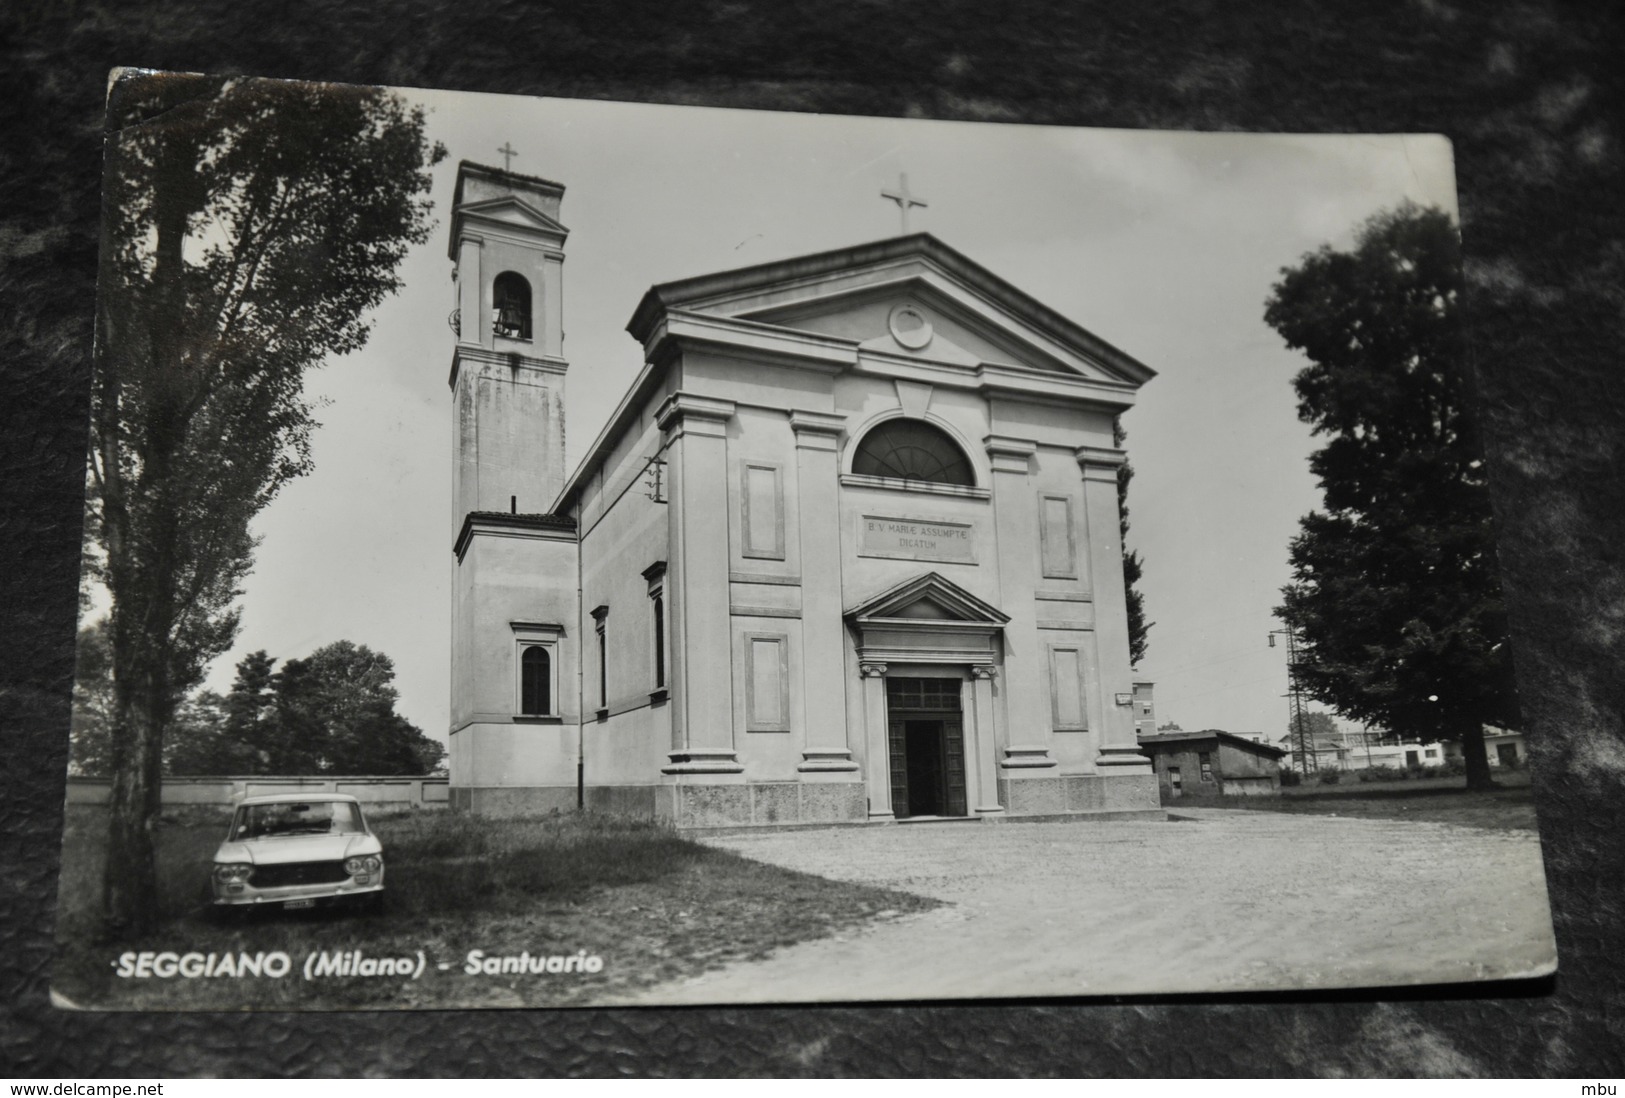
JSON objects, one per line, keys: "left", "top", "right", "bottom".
{"left": 888, "top": 305, "right": 933, "bottom": 350}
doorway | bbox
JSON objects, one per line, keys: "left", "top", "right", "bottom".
{"left": 886, "top": 677, "right": 967, "bottom": 819}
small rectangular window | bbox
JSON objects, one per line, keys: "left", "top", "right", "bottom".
{"left": 591, "top": 605, "right": 609, "bottom": 711}
{"left": 652, "top": 592, "right": 665, "bottom": 689}
{"left": 742, "top": 462, "right": 785, "bottom": 560}
{"left": 520, "top": 645, "right": 552, "bottom": 716}
{"left": 1199, "top": 751, "right": 1214, "bottom": 781}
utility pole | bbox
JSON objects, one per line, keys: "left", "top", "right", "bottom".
{"left": 1269, "top": 626, "right": 1315, "bottom": 776}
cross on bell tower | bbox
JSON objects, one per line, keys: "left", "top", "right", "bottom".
{"left": 497, "top": 141, "right": 518, "bottom": 171}
{"left": 881, "top": 173, "right": 929, "bottom": 233}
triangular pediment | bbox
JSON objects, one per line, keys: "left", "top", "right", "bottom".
{"left": 456, "top": 195, "right": 568, "bottom": 237}
{"left": 846, "top": 572, "right": 1010, "bottom": 627}
{"left": 774, "top": 286, "right": 1095, "bottom": 374}
{"left": 628, "top": 235, "right": 1153, "bottom": 387}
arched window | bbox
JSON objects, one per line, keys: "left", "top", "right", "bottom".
{"left": 852, "top": 418, "right": 974, "bottom": 486}
{"left": 520, "top": 645, "right": 551, "bottom": 715}
{"left": 492, "top": 272, "right": 532, "bottom": 340}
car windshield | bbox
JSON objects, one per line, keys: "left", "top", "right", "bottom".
{"left": 230, "top": 801, "right": 366, "bottom": 841}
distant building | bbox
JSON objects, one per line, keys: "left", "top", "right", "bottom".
{"left": 1282, "top": 727, "right": 1446, "bottom": 771}
{"left": 1131, "top": 681, "right": 1156, "bottom": 739}
{"left": 1444, "top": 728, "right": 1527, "bottom": 770}
{"left": 1137, "top": 730, "right": 1286, "bottom": 801}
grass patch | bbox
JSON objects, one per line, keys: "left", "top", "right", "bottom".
{"left": 1195, "top": 773, "right": 1539, "bottom": 832}
{"left": 53, "top": 807, "right": 937, "bottom": 1010}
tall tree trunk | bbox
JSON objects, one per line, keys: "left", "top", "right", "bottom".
{"left": 1456, "top": 715, "right": 1495, "bottom": 792}
{"left": 102, "top": 668, "right": 166, "bottom": 933}
{"left": 100, "top": 121, "right": 196, "bottom": 935}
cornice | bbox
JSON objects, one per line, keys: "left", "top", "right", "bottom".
{"left": 642, "top": 310, "right": 857, "bottom": 374}
{"left": 449, "top": 344, "right": 568, "bottom": 389}
{"left": 454, "top": 511, "right": 578, "bottom": 561}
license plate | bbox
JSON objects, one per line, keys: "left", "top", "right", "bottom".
{"left": 284, "top": 898, "right": 315, "bottom": 910}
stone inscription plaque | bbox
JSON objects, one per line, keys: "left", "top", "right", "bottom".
{"left": 859, "top": 514, "right": 977, "bottom": 564}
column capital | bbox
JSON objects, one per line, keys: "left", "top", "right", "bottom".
{"left": 971, "top": 664, "right": 999, "bottom": 680}
{"left": 790, "top": 410, "right": 846, "bottom": 451}
{"left": 656, "top": 392, "right": 737, "bottom": 435}
{"left": 985, "top": 434, "right": 1037, "bottom": 475}
{"left": 859, "top": 661, "right": 889, "bottom": 678}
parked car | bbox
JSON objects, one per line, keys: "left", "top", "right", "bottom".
{"left": 211, "top": 793, "right": 385, "bottom": 914}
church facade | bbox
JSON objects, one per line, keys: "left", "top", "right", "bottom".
{"left": 446, "top": 161, "right": 1160, "bottom": 826}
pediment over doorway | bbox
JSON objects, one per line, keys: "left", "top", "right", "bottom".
{"left": 846, "top": 572, "right": 1010, "bottom": 631}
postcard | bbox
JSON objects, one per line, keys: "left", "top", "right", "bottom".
{"left": 54, "top": 71, "right": 1556, "bottom": 1009}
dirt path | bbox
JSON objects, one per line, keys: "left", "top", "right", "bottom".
{"left": 621, "top": 810, "right": 1556, "bottom": 1005}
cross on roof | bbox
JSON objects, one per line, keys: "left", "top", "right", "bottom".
{"left": 497, "top": 142, "right": 518, "bottom": 171}
{"left": 881, "top": 173, "right": 929, "bottom": 234}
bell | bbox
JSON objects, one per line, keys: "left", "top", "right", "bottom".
{"left": 494, "top": 303, "right": 521, "bottom": 337}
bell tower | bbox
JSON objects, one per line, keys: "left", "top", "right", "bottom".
{"left": 447, "top": 161, "right": 582, "bottom": 814}
{"left": 448, "top": 160, "right": 569, "bottom": 521}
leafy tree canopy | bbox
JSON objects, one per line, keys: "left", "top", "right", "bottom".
{"left": 1286, "top": 709, "right": 1339, "bottom": 745}
{"left": 1114, "top": 417, "right": 1152, "bottom": 667}
{"left": 1266, "top": 204, "right": 1518, "bottom": 789}
{"left": 68, "top": 619, "right": 116, "bottom": 777}
{"left": 164, "top": 642, "right": 446, "bottom": 776}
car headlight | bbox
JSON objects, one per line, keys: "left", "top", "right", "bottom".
{"left": 213, "top": 863, "right": 253, "bottom": 884}
{"left": 344, "top": 855, "right": 383, "bottom": 877}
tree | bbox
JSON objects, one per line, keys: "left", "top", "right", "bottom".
{"left": 68, "top": 619, "right": 116, "bottom": 777}
{"left": 1114, "top": 418, "right": 1152, "bottom": 667}
{"left": 162, "top": 643, "right": 447, "bottom": 776}
{"left": 1289, "top": 710, "right": 1339, "bottom": 744}
{"left": 1265, "top": 205, "right": 1519, "bottom": 792}
{"left": 161, "top": 691, "right": 239, "bottom": 774}
{"left": 89, "top": 73, "right": 443, "bottom": 931}
{"left": 1283, "top": 710, "right": 1340, "bottom": 771}
{"left": 269, "top": 642, "right": 446, "bottom": 776}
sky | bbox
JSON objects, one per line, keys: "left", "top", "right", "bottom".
{"left": 196, "top": 87, "right": 1458, "bottom": 749}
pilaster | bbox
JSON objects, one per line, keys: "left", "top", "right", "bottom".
{"left": 1076, "top": 445, "right": 1146, "bottom": 771}
{"left": 792, "top": 411, "right": 859, "bottom": 776}
{"left": 985, "top": 434, "right": 1055, "bottom": 772}
{"left": 660, "top": 393, "right": 744, "bottom": 775}
{"left": 455, "top": 237, "right": 482, "bottom": 347}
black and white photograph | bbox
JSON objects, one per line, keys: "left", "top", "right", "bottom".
{"left": 51, "top": 71, "right": 1558, "bottom": 1012}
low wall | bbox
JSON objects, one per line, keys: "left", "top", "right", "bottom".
{"left": 66, "top": 775, "right": 450, "bottom": 811}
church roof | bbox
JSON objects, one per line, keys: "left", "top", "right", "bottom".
{"left": 453, "top": 160, "right": 566, "bottom": 197}
{"left": 1138, "top": 730, "right": 1288, "bottom": 759}
{"left": 627, "top": 232, "right": 1155, "bottom": 385}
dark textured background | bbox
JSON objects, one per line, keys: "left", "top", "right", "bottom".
{"left": 3, "top": 0, "right": 1622, "bottom": 1078}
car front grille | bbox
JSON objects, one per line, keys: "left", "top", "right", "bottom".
{"left": 251, "top": 861, "right": 348, "bottom": 888}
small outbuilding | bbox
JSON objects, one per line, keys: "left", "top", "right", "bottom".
{"left": 1137, "top": 730, "right": 1286, "bottom": 801}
